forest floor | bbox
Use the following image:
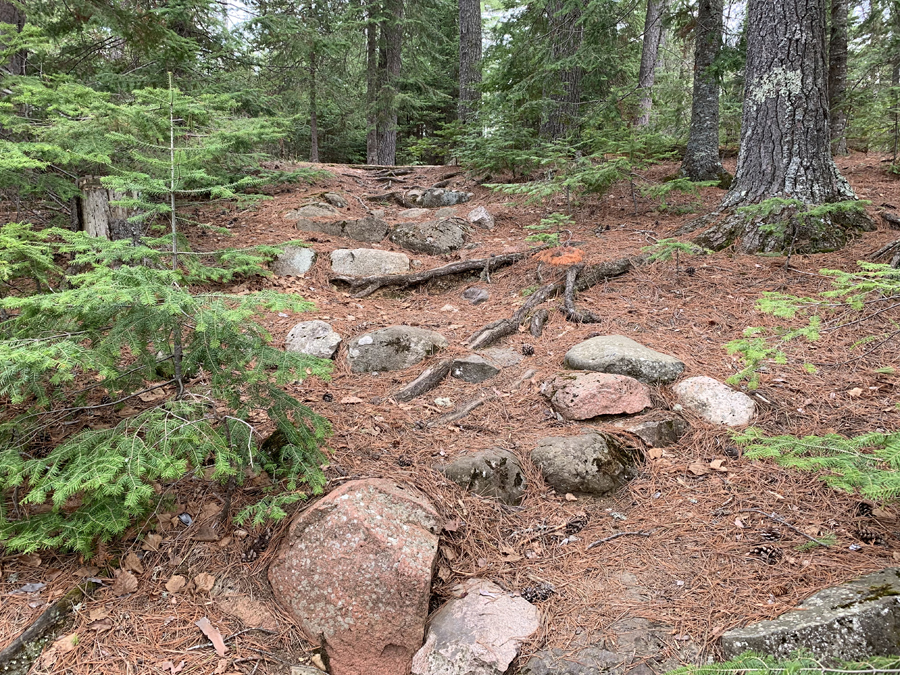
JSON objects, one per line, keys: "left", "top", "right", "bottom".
{"left": 2, "top": 153, "right": 900, "bottom": 675}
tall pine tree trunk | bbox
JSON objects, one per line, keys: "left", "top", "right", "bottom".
{"left": 458, "top": 0, "right": 482, "bottom": 124}
{"left": 692, "top": 0, "right": 872, "bottom": 254}
{"left": 635, "top": 0, "right": 667, "bottom": 127}
{"left": 309, "top": 50, "right": 319, "bottom": 163}
{"left": 540, "top": 0, "right": 583, "bottom": 140}
{"left": 0, "top": 1, "right": 25, "bottom": 76}
{"left": 681, "top": 0, "right": 725, "bottom": 181}
{"left": 366, "top": 0, "right": 378, "bottom": 164}
{"left": 828, "top": 0, "right": 849, "bottom": 155}
{"left": 375, "top": 0, "right": 403, "bottom": 165}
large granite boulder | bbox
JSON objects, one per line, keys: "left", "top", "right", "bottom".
{"left": 390, "top": 217, "right": 468, "bottom": 255}
{"left": 672, "top": 376, "right": 755, "bottom": 426}
{"left": 285, "top": 320, "right": 341, "bottom": 359}
{"left": 268, "top": 479, "right": 441, "bottom": 675}
{"left": 294, "top": 215, "right": 390, "bottom": 243}
{"left": 412, "top": 578, "right": 540, "bottom": 675}
{"left": 347, "top": 326, "right": 448, "bottom": 372}
{"left": 439, "top": 448, "right": 526, "bottom": 505}
{"left": 531, "top": 432, "right": 636, "bottom": 496}
{"left": 272, "top": 246, "right": 316, "bottom": 276}
{"left": 564, "top": 336, "right": 685, "bottom": 385}
{"left": 542, "top": 372, "right": 652, "bottom": 420}
{"left": 417, "top": 188, "right": 472, "bottom": 208}
{"left": 330, "top": 248, "right": 410, "bottom": 277}
{"left": 721, "top": 567, "right": 900, "bottom": 661}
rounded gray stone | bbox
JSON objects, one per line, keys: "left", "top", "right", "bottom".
{"left": 564, "top": 335, "right": 685, "bottom": 384}
{"left": 347, "top": 325, "right": 448, "bottom": 372}
{"left": 330, "top": 248, "right": 410, "bottom": 276}
{"left": 439, "top": 448, "right": 526, "bottom": 505}
{"left": 531, "top": 432, "right": 636, "bottom": 495}
{"left": 672, "top": 376, "right": 755, "bottom": 426}
{"left": 450, "top": 355, "right": 500, "bottom": 383}
{"left": 285, "top": 320, "right": 341, "bottom": 359}
{"left": 272, "top": 246, "right": 316, "bottom": 276}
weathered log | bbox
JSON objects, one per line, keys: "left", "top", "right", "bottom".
{"left": 392, "top": 359, "right": 452, "bottom": 402}
{"left": 330, "top": 249, "right": 537, "bottom": 298}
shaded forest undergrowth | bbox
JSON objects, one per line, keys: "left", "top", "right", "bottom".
{"left": 2, "top": 154, "right": 900, "bottom": 674}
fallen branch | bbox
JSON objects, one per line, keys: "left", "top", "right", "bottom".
{"left": 426, "top": 394, "right": 496, "bottom": 428}
{"left": 391, "top": 359, "right": 452, "bottom": 402}
{"left": 0, "top": 580, "right": 101, "bottom": 675}
{"left": 882, "top": 211, "right": 900, "bottom": 230}
{"left": 739, "top": 508, "right": 831, "bottom": 547}
{"left": 563, "top": 265, "right": 602, "bottom": 324}
{"left": 330, "top": 249, "right": 538, "bottom": 298}
{"left": 586, "top": 530, "right": 651, "bottom": 550}
{"left": 870, "top": 238, "right": 900, "bottom": 261}
{"left": 529, "top": 309, "right": 549, "bottom": 337}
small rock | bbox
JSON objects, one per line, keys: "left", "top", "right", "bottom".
{"left": 564, "top": 335, "right": 685, "bottom": 384}
{"left": 322, "top": 192, "right": 348, "bottom": 208}
{"left": 672, "top": 376, "right": 755, "bottom": 426}
{"left": 461, "top": 287, "right": 490, "bottom": 305}
{"left": 411, "top": 578, "right": 540, "bottom": 675}
{"left": 439, "top": 449, "right": 526, "bottom": 505}
{"left": 450, "top": 355, "right": 500, "bottom": 383}
{"left": 612, "top": 414, "right": 688, "bottom": 447}
{"left": 543, "top": 372, "right": 652, "bottom": 420}
{"left": 347, "top": 326, "right": 448, "bottom": 372}
{"left": 272, "top": 246, "right": 316, "bottom": 276}
{"left": 285, "top": 203, "right": 338, "bottom": 219}
{"left": 440, "top": 304, "right": 458, "bottom": 312}
{"left": 290, "top": 667, "right": 324, "bottom": 675}
{"left": 285, "top": 320, "right": 342, "bottom": 359}
{"left": 330, "top": 248, "right": 410, "bottom": 277}
{"left": 397, "top": 208, "right": 432, "bottom": 220}
{"left": 532, "top": 432, "right": 636, "bottom": 495}
{"left": 466, "top": 205, "right": 495, "bottom": 230}
{"left": 416, "top": 188, "right": 473, "bottom": 208}
{"left": 390, "top": 217, "right": 468, "bottom": 255}
{"left": 476, "top": 347, "right": 521, "bottom": 367}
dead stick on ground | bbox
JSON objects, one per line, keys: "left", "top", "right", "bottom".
{"left": 426, "top": 394, "right": 497, "bottom": 428}
{"left": 739, "top": 508, "right": 830, "bottom": 547}
{"left": 586, "top": 530, "right": 651, "bottom": 550}
{"left": 389, "top": 359, "right": 452, "bottom": 402}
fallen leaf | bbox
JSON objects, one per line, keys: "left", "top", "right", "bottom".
{"left": 18, "top": 553, "right": 42, "bottom": 567}
{"left": 709, "top": 459, "right": 728, "bottom": 472}
{"left": 310, "top": 654, "right": 327, "bottom": 671}
{"left": 142, "top": 533, "right": 163, "bottom": 551}
{"left": 122, "top": 552, "right": 144, "bottom": 575}
{"left": 73, "top": 566, "right": 100, "bottom": 578}
{"left": 648, "top": 448, "right": 664, "bottom": 459}
{"left": 565, "top": 493, "right": 578, "bottom": 501}
{"left": 111, "top": 571, "right": 138, "bottom": 596}
{"left": 873, "top": 508, "right": 897, "bottom": 521}
{"left": 195, "top": 616, "right": 229, "bottom": 657}
{"left": 734, "top": 518, "right": 745, "bottom": 529}
{"left": 138, "top": 387, "right": 168, "bottom": 403}
{"left": 194, "top": 573, "right": 216, "bottom": 594}
{"left": 688, "top": 461, "right": 710, "bottom": 476}
{"left": 88, "top": 618, "right": 114, "bottom": 632}
{"left": 214, "top": 660, "right": 230, "bottom": 675}
{"left": 199, "top": 502, "right": 222, "bottom": 521}
{"left": 848, "top": 387, "right": 864, "bottom": 398}
{"left": 191, "top": 525, "right": 221, "bottom": 542}
{"left": 55, "top": 633, "right": 79, "bottom": 654}
{"left": 340, "top": 396, "right": 363, "bottom": 404}
{"left": 442, "top": 519, "right": 460, "bottom": 533}
{"left": 88, "top": 607, "right": 110, "bottom": 622}
{"left": 156, "top": 660, "right": 185, "bottom": 675}
{"left": 165, "top": 575, "right": 187, "bottom": 593}
{"left": 437, "top": 565, "right": 451, "bottom": 581}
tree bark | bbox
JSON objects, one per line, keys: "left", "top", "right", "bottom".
{"left": 458, "top": 0, "right": 482, "bottom": 124}
{"left": 828, "top": 0, "right": 849, "bottom": 155}
{"left": 0, "top": 1, "right": 25, "bottom": 76}
{"left": 635, "top": 0, "right": 667, "bottom": 127}
{"left": 375, "top": 0, "right": 403, "bottom": 166}
{"left": 693, "top": 0, "right": 873, "bottom": 254}
{"left": 540, "top": 0, "right": 584, "bottom": 139}
{"left": 309, "top": 49, "right": 319, "bottom": 162}
{"left": 366, "top": 0, "right": 379, "bottom": 165}
{"left": 76, "top": 176, "right": 139, "bottom": 241}
{"left": 681, "top": 0, "right": 726, "bottom": 181}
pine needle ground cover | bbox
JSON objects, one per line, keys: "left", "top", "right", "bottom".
{"left": 1, "top": 157, "right": 899, "bottom": 674}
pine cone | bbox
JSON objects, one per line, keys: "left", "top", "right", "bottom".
{"left": 750, "top": 545, "right": 782, "bottom": 565}
{"left": 855, "top": 526, "right": 886, "bottom": 546}
{"left": 522, "top": 343, "right": 535, "bottom": 356}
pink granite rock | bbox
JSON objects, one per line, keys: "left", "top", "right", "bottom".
{"left": 268, "top": 479, "right": 441, "bottom": 675}
{"left": 544, "top": 372, "right": 652, "bottom": 420}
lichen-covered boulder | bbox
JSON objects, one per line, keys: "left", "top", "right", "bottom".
{"left": 330, "top": 248, "right": 410, "bottom": 277}
{"left": 268, "top": 479, "right": 441, "bottom": 675}
{"left": 285, "top": 320, "right": 341, "bottom": 359}
{"left": 672, "top": 376, "right": 755, "bottom": 426}
{"left": 347, "top": 326, "right": 448, "bottom": 372}
{"left": 531, "top": 432, "right": 636, "bottom": 495}
{"left": 390, "top": 217, "right": 468, "bottom": 255}
{"left": 564, "top": 335, "right": 684, "bottom": 384}
{"left": 439, "top": 449, "right": 526, "bottom": 505}
{"left": 272, "top": 246, "right": 316, "bottom": 276}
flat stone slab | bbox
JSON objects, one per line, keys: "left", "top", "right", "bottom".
{"left": 721, "top": 567, "right": 900, "bottom": 661}
{"left": 450, "top": 355, "right": 500, "bottom": 383}
{"left": 672, "top": 376, "right": 755, "bottom": 426}
{"left": 272, "top": 246, "right": 316, "bottom": 276}
{"left": 412, "top": 578, "right": 540, "bottom": 675}
{"left": 285, "top": 202, "right": 339, "bottom": 219}
{"left": 390, "top": 217, "right": 468, "bottom": 255}
{"left": 294, "top": 215, "right": 390, "bottom": 243}
{"left": 347, "top": 325, "right": 448, "bottom": 372}
{"left": 543, "top": 372, "right": 652, "bottom": 420}
{"left": 330, "top": 248, "right": 410, "bottom": 277}
{"left": 285, "top": 320, "right": 341, "bottom": 359}
{"left": 322, "top": 192, "right": 348, "bottom": 208}
{"left": 417, "top": 188, "right": 472, "bottom": 208}
{"left": 439, "top": 448, "right": 526, "bottom": 505}
{"left": 612, "top": 414, "right": 688, "bottom": 447}
{"left": 397, "top": 208, "right": 431, "bottom": 220}
{"left": 532, "top": 432, "right": 636, "bottom": 496}
{"left": 564, "top": 335, "right": 685, "bottom": 384}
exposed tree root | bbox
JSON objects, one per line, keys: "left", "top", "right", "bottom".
{"left": 330, "top": 249, "right": 539, "bottom": 298}
{"left": 563, "top": 265, "right": 602, "bottom": 324}
{"left": 871, "top": 238, "right": 900, "bottom": 268}
{"left": 529, "top": 309, "right": 549, "bottom": 337}
{"left": 390, "top": 359, "right": 452, "bottom": 402}
{"left": 425, "top": 393, "right": 496, "bottom": 428}
{"left": 881, "top": 211, "right": 900, "bottom": 230}
{"left": 467, "top": 255, "right": 641, "bottom": 350}
{"left": 0, "top": 580, "right": 100, "bottom": 675}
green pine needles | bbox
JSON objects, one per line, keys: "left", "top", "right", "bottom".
{"left": 0, "top": 73, "right": 332, "bottom": 555}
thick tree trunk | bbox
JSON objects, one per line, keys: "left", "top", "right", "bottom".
{"left": 458, "top": 0, "right": 482, "bottom": 123}
{"left": 375, "top": 0, "right": 403, "bottom": 166}
{"left": 366, "top": 1, "right": 378, "bottom": 165}
{"left": 0, "top": 1, "right": 25, "bottom": 76}
{"left": 828, "top": 0, "right": 849, "bottom": 155}
{"left": 309, "top": 50, "right": 319, "bottom": 163}
{"left": 681, "top": 0, "right": 726, "bottom": 182}
{"left": 76, "top": 176, "right": 139, "bottom": 241}
{"left": 693, "top": 0, "right": 873, "bottom": 254}
{"left": 635, "top": 0, "right": 667, "bottom": 127}
{"left": 540, "top": 0, "right": 584, "bottom": 140}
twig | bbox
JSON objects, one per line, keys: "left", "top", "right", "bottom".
{"left": 425, "top": 394, "right": 496, "bottom": 428}
{"left": 739, "top": 508, "right": 830, "bottom": 547}
{"left": 586, "top": 530, "right": 650, "bottom": 550}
